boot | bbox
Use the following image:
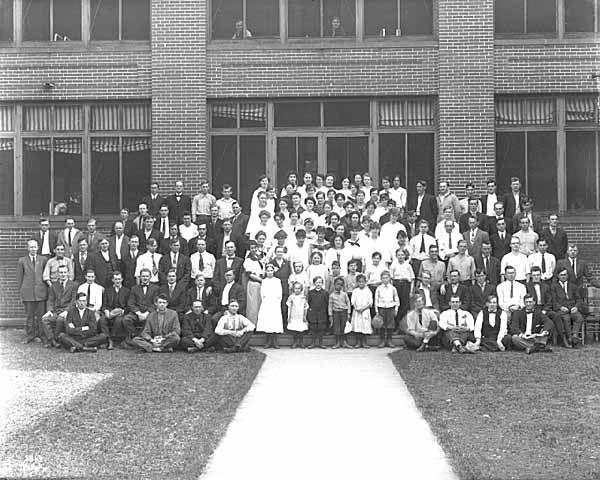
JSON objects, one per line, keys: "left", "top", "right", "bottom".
{"left": 290, "top": 335, "right": 298, "bottom": 349}
{"left": 307, "top": 335, "right": 316, "bottom": 349}
{"left": 107, "top": 338, "right": 114, "bottom": 350}
{"left": 377, "top": 332, "right": 386, "bottom": 348}
{"left": 386, "top": 331, "right": 395, "bottom": 348}
{"left": 319, "top": 335, "right": 327, "bottom": 349}
{"left": 264, "top": 334, "right": 271, "bottom": 349}
{"left": 298, "top": 335, "right": 305, "bottom": 348}
{"left": 561, "top": 334, "right": 572, "bottom": 348}
{"left": 331, "top": 336, "right": 340, "bottom": 349}
{"left": 342, "top": 336, "right": 351, "bottom": 349}
{"left": 362, "top": 334, "right": 370, "bottom": 349}
{"left": 272, "top": 334, "right": 280, "bottom": 349}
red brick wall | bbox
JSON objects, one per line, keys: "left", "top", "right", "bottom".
{"left": 150, "top": 0, "right": 208, "bottom": 194}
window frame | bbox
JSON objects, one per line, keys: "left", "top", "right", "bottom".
{"left": 20, "top": 0, "right": 84, "bottom": 43}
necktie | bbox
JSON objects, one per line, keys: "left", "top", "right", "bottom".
{"left": 169, "top": 284, "right": 174, "bottom": 296}
{"left": 172, "top": 254, "right": 177, "bottom": 268}
{"left": 151, "top": 254, "right": 158, "bottom": 276}
{"left": 564, "top": 282, "right": 568, "bottom": 299}
{"left": 68, "top": 229, "right": 72, "bottom": 247}
{"left": 89, "top": 233, "right": 94, "bottom": 246}
{"left": 510, "top": 281, "right": 514, "bottom": 298}
{"left": 420, "top": 235, "right": 426, "bottom": 253}
{"left": 80, "top": 253, "right": 85, "bottom": 266}
{"left": 198, "top": 253, "right": 204, "bottom": 272}
{"left": 571, "top": 259, "right": 576, "bottom": 274}
{"left": 455, "top": 310, "right": 459, "bottom": 326}
{"left": 418, "top": 311, "right": 422, "bottom": 326}
{"left": 448, "top": 234, "right": 452, "bottom": 250}
{"left": 161, "top": 219, "right": 166, "bottom": 235}
{"left": 484, "top": 257, "right": 488, "bottom": 274}
{"left": 541, "top": 254, "right": 546, "bottom": 274}
{"left": 87, "top": 283, "right": 92, "bottom": 307}
{"left": 31, "top": 255, "right": 36, "bottom": 267}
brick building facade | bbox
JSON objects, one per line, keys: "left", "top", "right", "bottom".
{"left": 0, "top": 0, "right": 599, "bottom": 320}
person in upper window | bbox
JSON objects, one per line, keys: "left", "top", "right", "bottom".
{"left": 329, "top": 16, "right": 347, "bottom": 37}
{"left": 232, "top": 20, "right": 252, "bottom": 40}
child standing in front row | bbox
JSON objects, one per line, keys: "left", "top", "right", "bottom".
{"left": 328, "top": 277, "right": 351, "bottom": 349}
{"left": 287, "top": 281, "right": 308, "bottom": 348}
{"left": 390, "top": 247, "right": 415, "bottom": 330}
{"left": 375, "top": 270, "right": 399, "bottom": 348}
{"left": 350, "top": 274, "right": 373, "bottom": 348}
{"left": 289, "top": 260, "right": 309, "bottom": 295}
{"left": 307, "top": 276, "right": 329, "bottom": 349}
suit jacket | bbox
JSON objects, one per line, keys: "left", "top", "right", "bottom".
{"left": 512, "top": 212, "right": 542, "bottom": 234}
{"left": 121, "top": 250, "right": 142, "bottom": 288}
{"left": 89, "top": 251, "right": 120, "bottom": 289}
{"left": 83, "top": 231, "right": 107, "bottom": 254}
{"left": 502, "top": 192, "right": 523, "bottom": 222}
{"left": 158, "top": 253, "right": 192, "bottom": 286}
{"left": 137, "top": 228, "right": 161, "bottom": 253}
{"left": 47, "top": 279, "right": 77, "bottom": 313}
{"left": 32, "top": 230, "right": 58, "bottom": 256}
{"left": 215, "top": 282, "right": 246, "bottom": 315}
{"left": 555, "top": 258, "right": 599, "bottom": 289}
{"left": 141, "top": 194, "right": 166, "bottom": 217}
{"left": 439, "top": 283, "right": 471, "bottom": 312}
{"left": 160, "top": 282, "right": 188, "bottom": 315}
{"left": 490, "top": 232, "right": 512, "bottom": 260}
{"left": 231, "top": 212, "right": 250, "bottom": 255}
{"left": 17, "top": 255, "right": 48, "bottom": 301}
{"left": 213, "top": 256, "right": 244, "bottom": 291}
{"left": 552, "top": 281, "right": 583, "bottom": 311}
{"left": 101, "top": 285, "right": 130, "bottom": 313}
{"left": 459, "top": 212, "right": 489, "bottom": 234}
{"left": 470, "top": 282, "right": 497, "bottom": 316}
{"left": 510, "top": 309, "right": 552, "bottom": 335}
{"left": 408, "top": 193, "right": 438, "bottom": 227}
{"left": 486, "top": 216, "right": 507, "bottom": 236}
{"left": 212, "top": 233, "right": 242, "bottom": 259}
{"left": 108, "top": 235, "right": 130, "bottom": 263}
{"left": 186, "top": 285, "right": 218, "bottom": 314}
{"left": 415, "top": 286, "right": 440, "bottom": 311}
{"left": 541, "top": 227, "right": 569, "bottom": 260}
{"left": 73, "top": 252, "right": 92, "bottom": 284}
{"left": 188, "top": 235, "right": 213, "bottom": 256}
{"left": 206, "top": 217, "right": 224, "bottom": 240}
{"left": 166, "top": 194, "right": 192, "bottom": 226}
{"left": 159, "top": 235, "right": 189, "bottom": 257}
{"left": 140, "top": 308, "right": 180, "bottom": 339}
{"left": 65, "top": 307, "right": 98, "bottom": 338}
{"left": 111, "top": 220, "right": 136, "bottom": 238}
{"left": 269, "top": 258, "right": 292, "bottom": 295}
{"left": 128, "top": 283, "right": 160, "bottom": 313}
{"left": 401, "top": 220, "right": 418, "bottom": 239}
{"left": 480, "top": 194, "right": 499, "bottom": 215}
{"left": 181, "top": 311, "right": 213, "bottom": 339}
{"left": 463, "top": 229, "right": 490, "bottom": 258}
{"left": 57, "top": 228, "right": 83, "bottom": 259}
{"left": 525, "top": 282, "right": 553, "bottom": 312}
{"left": 474, "top": 255, "right": 501, "bottom": 286}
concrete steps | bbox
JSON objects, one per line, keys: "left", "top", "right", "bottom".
{"left": 249, "top": 332, "right": 406, "bottom": 347}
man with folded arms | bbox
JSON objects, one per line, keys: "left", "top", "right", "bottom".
{"left": 179, "top": 300, "right": 219, "bottom": 353}
{"left": 58, "top": 292, "right": 107, "bottom": 352}
{"left": 214, "top": 299, "right": 255, "bottom": 353}
{"left": 511, "top": 294, "right": 553, "bottom": 354}
{"left": 472, "top": 294, "right": 510, "bottom": 352}
{"left": 131, "top": 294, "right": 180, "bottom": 353}
{"left": 438, "top": 294, "right": 475, "bottom": 353}
{"left": 41, "top": 264, "right": 77, "bottom": 348}
{"left": 403, "top": 295, "right": 440, "bottom": 351}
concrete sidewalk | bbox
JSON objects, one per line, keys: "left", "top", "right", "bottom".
{"left": 201, "top": 349, "right": 457, "bottom": 480}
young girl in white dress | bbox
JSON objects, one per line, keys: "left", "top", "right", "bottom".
{"left": 306, "top": 251, "right": 330, "bottom": 291}
{"left": 256, "top": 263, "right": 283, "bottom": 348}
{"left": 286, "top": 281, "right": 308, "bottom": 348}
{"left": 288, "top": 261, "right": 310, "bottom": 295}
{"left": 351, "top": 274, "right": 373, "bottom": 348}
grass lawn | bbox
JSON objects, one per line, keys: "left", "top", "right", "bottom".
{"left": 0, "top": 328, "right": 265, "bottom": 480}
{"left": 390, "top": 346, "right": 600, "bottom": 480}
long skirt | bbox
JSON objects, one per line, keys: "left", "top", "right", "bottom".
{"left": 246, "top": 280, "right": 262, "bottom": 324}
{"left": 393, "top": 279, "right": 411, "bottom": 327}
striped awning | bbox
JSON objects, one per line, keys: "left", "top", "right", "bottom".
{"left": 0, "top": 105, "right": 13, "bottom": 132}
{"left": 495, "top": 97, "right": 556, "bottom": 126}
{"left": 54, "top": 138, "right": 82, "bottom": 154}
{"left": 379, "top": 98, "right": 435, "bottom": 127}
{"left": 566, "top": 96, "right": 597, "bottom": 123}
{"left": 212, "top": 103, "right": 267, "bottom": 122}
{"left": 122, "top": 137, "right": 151, "bottom": 152}
{"left": 92, "top": 137, "right": 120, "bottom": 153}
{"left": 0, "top": 138, "right": 13, "bottom": 151}
{"left": 23, "top": 138, "right": 52, "bottom": 151}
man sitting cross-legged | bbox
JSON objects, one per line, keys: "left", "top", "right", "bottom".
{"left": 214, "top": 299, "right": 255, "bottom": 353}
{"left": 403, "top": 294, "right": 440, "bottom": 352}
{"left": 58, "top": 292, "right": 108, "bottom": 353}
{"left": 472, "top": 294, "right": 510, "bottom": 352}
{"left": 130, "top": 294, "right": 180, "bottom": 353}
{"left": 438, "top": 294, "right": 475, "bottom": 353}
{"left": 41, "top": 264, "right": 77, "bottom": 348}
{"left": 511, "top": 294, "right": 553, "bottom": 354}
{"left": 179, "top": 300, "right": 219, "bottom": 353}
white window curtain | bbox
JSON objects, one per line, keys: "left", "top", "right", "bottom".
{"left": 379, "top": 98, "right": 435, "bottom": 127}
{"left": 495, "top": 98, "right": 556, "bottom": 125}
{"left": 566, "top": 96, "right": 596, "bottom": 123}
{"left": 212, "top": 103, "right": 267, "bottom": 122}
{"left": 23, "top": 138, "right": 52, "bottom": 151}
{"left": 91, "top": 104, "right": 120, "bottom": 131}
{"left": 23, "top": 105, "right": 52, "bottom": 131}
{"left": 0, "top": 138, "right": 13, "bottom": 151}
{"left": 55, "top": 105, "right": 83, "bottom": 131}
{"left": 123, "top": 103, "right": 152, "bottom": 130}
{"left": 92, "top": 102, "right": 152, "bottom": 130}
{"left": 91, "top": 137, "right": 120, "bottom": 152}
{"left": 0, "top": 105, "right": 13, "bottom": 132}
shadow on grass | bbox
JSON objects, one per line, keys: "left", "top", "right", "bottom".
{"left": 390, "top": 347, "right": 600, "bottom": 480}
{"left": 0, "top": 329, "right": 265, "bottom": 480}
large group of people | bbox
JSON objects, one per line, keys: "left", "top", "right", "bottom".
{"left": 16, "top": 172, "right": 599, "bottom": 355}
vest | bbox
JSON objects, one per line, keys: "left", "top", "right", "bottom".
{"left": 481, "top": 310, "right": 501, "bottom": 340}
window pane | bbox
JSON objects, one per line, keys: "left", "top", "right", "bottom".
{"left": 247, "top": 0, "right": 279, "bottom": 37}
{"left": 407, "top": 133, "right": 434, "bottom": 198}
{"left": 0, "top": 146, "right": 14, "bottom": 214}
{"left": 289, "top": 0, "right": 320, "bottom": 38}
{"left": 23, "top": 140, "right": 51, "bottom": 215}
{"left": 379, "top": 133, "right": 406, "bottom": 184}
{"left": 123, "top": 142, "right": 151, "bottom": 212}
{"left": 53, "top": 0, "right": 81, "bottom": 40}
{"left": 527, "top": 131, "right": 557, "bottom": 210}
{"left": 364, "top": 0, "right": 397, "bottom": 36}
{"left": 527, "top": 0, "right": 556, "bottom": 33}
{"left": 122, "top": 0, "right": 150, "bottom": 40}
{"left": 274, "top": 102, "right": 320, "bottom": 128}
{"left": 298, "top": 137, "right": 318, "bottom": 177}
{"left": 0, "top": 0, "right": 13, "bottom": 41}
{"left": 240, "top": 103, "right": 266, "bottom": 128}
{"left": 495, "top": 0, "right": 524, "bottom": 34}
{"left": 566, "top": 131, "right": 597, "bottom": 210}
{"left": 326, "top": 137, "right": 369, "bottom": 182}
{"left": 91, "top": 139, "right": 120, "bottom": 214}
{"left": 90, "top": 0, "right": 119, "bottom": 40}
{"left": 323, "top": 0, "right": 355, "bottom": 37}
{"left": 22, "top": 0, "right": 50, "bottom": 41}
{"left": 212, "top": 104, "right": 237, "bottom": 128}
{"left": 565, "top": 0, "right": 596, "bottom": 32}
{"left": 277, "top": 138, "right": 296, "bottom": 190}
{"left": 496, "top": 132, "right": 526, "bottom": 194}
{"left": 212, "top": 136, "right": 238, "bottom": 199}
{"left": 324, "top": 100, "right": 370, "bottom": 127}
{"left": 400, "top": 0, "right": 433, "bottom": 36}
{"left": 211, "top": 0, "right": 243, "bottom": 39}
{"left": 240, "top": 135, "right": 266, "bottom": 208}
{"left": 54, "top": 139, "right": 82, "bottom": 216}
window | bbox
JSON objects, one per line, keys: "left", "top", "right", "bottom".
{"left": 90, "top": 0, "right": 150, "bottom": 40}
{"left": 565, "top": 0, "right": 598, "bottom": 33}
{"left": 364, "top": 0, "right": 433, "bottom": 37}
{"left": 0, "top": 0, "right": 13, "bottom": 41}
{"left": 326, "top": 137, "right": 368, "bottom": 180}
{"left": 274, "top": 102, "right": 321, "bottom": 128}
{"left": 22, "top": 0, "right": 82, "bottom": 41}
{"left": 379, "top": 98, "right": 435, "bottom": 127}
{"left": 211, "top": 0, "right": 279, "bottom": 39}
{"left": 276, "top": 137, "right": 319, "bottom": 187}
{"left": 324, "top": 100, "right": 370, "bottom": 127}
{"left": 0, "top": 105, "right": 14, "bottom": 215}
{"left": 211, "top": 103, "right": 267, "bottom": 129}
{"left": 495, "top": 0, "right": 556, "bottom": 35}
{"left": 288, "top": 0, "right": 356, "bottom": 38}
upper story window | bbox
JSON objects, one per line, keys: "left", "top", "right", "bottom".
{"left": 211, "top": 0, "right": 280, "bottom": 39}
{"left": 288, "top": 0, "right": 356, "bottom": 38}
{"left": 22, "top": 0, "right": 82, "bottom": 41}
{"left": 565, "top": 0, "right": 599, "bottom": 33}
{"left": 495, "top": 0, "right": 557, "bottom": 35}
{"left": 364, "top": 0, "right": 433, "bottom": 37}
{"left": 91, "top": 0, "right": 151, "bottom": 40}
{"left": 0, "top": 0, "right": 13, "bottom": 41}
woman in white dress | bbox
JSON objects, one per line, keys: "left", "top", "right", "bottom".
{"left": 257, "top": 263, "right": 284, "bottom": 348}
{"left": 351, "top": 274, "right": 373, "bottom": 348}
{"left": 243, "top": 241, "right": 264, "bottom": 325}
{"left": 247, "top": 191, "right": 275, "bottom": 237}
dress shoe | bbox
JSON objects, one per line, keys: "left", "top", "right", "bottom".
{"left": 561, "top": 336, "right": 572, "bottom": 348}
{"left": 50, "top": 339, "right": 60, "bottom": 348}
{"left": 107, "top": 339, "right": 114, "bottom": 350}
{"left": 377, "top": 341, "right": 386, "bottom": 348}
{"left": 22, "top": 335, "right": 36, "bottom": 344}
{"left": 416, "top": 343, "right": 426, "bottom": 352}
{"left": 223, "top": 347, "right": 234, "bottom": 353}
{"left": 33, "top": 337, "right": 42, "bottom": 343}
{"left": 69, "top": 346, "right": 80, "bottom": 353}
{"left": 187, "top": 347, "right": 199, "bottom": 353}
{"left": 457, "top": 345, "right": 467, "bottom": 354}
{"left": 82, "top": 346, "right": 98, "bottom": 353}
{"left": 525, "top": 345, "right": 535, "bottom": 355}
{"left": 386, "top": 341, "right": 395, "bottom": 348}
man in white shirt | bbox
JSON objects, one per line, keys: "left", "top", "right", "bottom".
{"left": 43, "top": 244, "right": 74, "bottom": 285}
{"left": 135, "top": 238, "right": 162, "bottom": 284}
{"left": 459, "top": 182, "right": 482, "bottom": 215}
{"left": 528, "top": 238, "right": 555, "bottom": 282}
{"left": 473, "top": 294, "right": 509, "bottom": 352}
{"left": 496, "top": 265, "right": 526, "bottom": 321}
{"left": 179, "top": 212, "right": 199, "bottom": 243}
{"left": 192, "top": 181, "right": 217, "bottom": 225}
{"left": 482, "top": 179, "right": 498, "bottom": 217}
{"left": 77, "top": 270, "right": 104, "bottom": 318}
{"left": 216, "top": 183, "right": 236, "bottom": 220}
{"left": 501, "top": 238, "right": 530, "bottom": 282}
{"left": 512, "top": 217, "right": 538, "bottom": 256}
{"left": 403, "top": 295, "right": 440, "bottom": 351}
{"left": 214, "top": 299, "right": 255, "bottom": 352}
{"left": 190, "top": 238, "right": 216, "bottom": 282}
{"left": 437, "top": 219, "right": 462, "bottom": 262}
{"left": 389, "top": 176, "right": 407, "bottom": 209}
{"left": 435, "top": 206, "right": 460, "bottom": 239}
{"left": 438, "top": 295, "right": 475, "bottom": 353}
{"left": 409, "top": 220, "right": 437, "bottom": 274}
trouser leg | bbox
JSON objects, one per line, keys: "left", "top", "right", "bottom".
{"left": 23, "top": 302, "right": 36, "bottom": 337}
{"left": 41, "top": 314, "right": 58, "bottom": 341}
{"left": 511, "top": 334, "right": 533, "bottom": 351}
{"left": 160, "top": 334, "right": 180, "bottom": 350}
{"left": 219, "top": 335, "right": 236, "bottom": 349}
{"left": 83, "top": 333, "right": 108, "bottom": 347}
{"left": 111, "top": 315, "right": 127, "bottom": 341}
{"left": 131, "top": 336, "right": 153, "bottom": 352}
{"left": 571, "top": 312, "right": 584, "bottom": 338}
{"left": 58, "top": 333, "right": 84, "bottom": 350}
{"left": 122, "top": 313, "right": 145, "bottom": 338}
{"left": 403, "top": 333, "right": 423, "bottom": 349}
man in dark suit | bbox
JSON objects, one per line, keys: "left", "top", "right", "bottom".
{"left": 17, "top": 239, "right": 49, "bottom": 343}
{"left": 439, "top": 269, "right": 472, "bottom": 312}
{"left": 400, "top": 210, "right": 418, "bottom": 239}
{"left": 137, "top": 216, "right": 161, "bottom": 253}
{"left": 160, "top": 225, "right": 189, "bottom": 256}
{"left": 463, "top": 216, "right": 490, "bottom": 258}
{"left": 474, "top": 241, "right": 501, "bottom": 286}
{"left": 510, "top": 294, "right": 553, "bottom": 354}
{"left": 541, "top": 213, "right": 568, "bottom": 260}
{"left": 158, "top": 238, "right": 192, "bottom": 286}
{"left": 213, "top": 241, "right": 244, "bottom": 292}
{"left": 480, "top": 179, "right": 499, "bottom": 217}
{"left": 179, "top": 300, "right": 219, "bottom": 352}
{"left": 486, "top": 202, "right": 506, "bottom": 236}
{"left": 131, "top": 203, "right": 149, "bottom": 232}
{"left": 89, "top": 238, "right": 120, "bottom": 289}
{"left": 123, "top": 268, "right": 160, "bottom": 341}
{"left": 552, "top": 267, "right": 585, "bottom": 347}
{"left": 459, "top": 198, "right": 489, "bottom": 234}
{"left": 512, "top": 197, "right": 542, "bottom": 234}
{"left": 166, "top": 180, "right": 192, "bottom": 226}
{"left": 41, "top": 264, "right": 77, "bottom": 348}
{"left": 555, "top": 244, "right": 600, "bottom": 290}
{"left": 56, "top": 217, "right": 83, "bottom": 260}
{"left": 501, "top": 176, "right": 523, "bottom": 221}
{"left": 84, "top": 218, "right": 107, "bottom": 255}
{"left": 270, "top": 246, "right": 291, "bottom": 319}
{"left": 109, "top": 221, "right": 130, "bottom": 266}
{"left": 230, "top": 201, "right": 250, "bottom": 257}
{"left": 526, "top": 267, "right": 567, "bottom": 347}
{"left": 188, "top": 224, "right": 212, "bottom": 256}
{"left": 212, "top": 269, "right": 247, "bottom": 323}
{"left": 33, "top": 218, "right": 58, "bottom": 257}
{"left": 407, "top": 180, "right": 438, "bottom": 228}
{"left": 490, "top": 218, "right": 511, "bottom": 260}
{"left": 130, "top": 294, "right": 180, "bottom": 353}
{"left": 186, "top": 274, "right": 218, "bottom": 316}
{"left": 101, "top": 270, "right": 130, "bottom": 349}
{"left": 160, "top": 269, "right": 188, "bottom": 318}
{"left": 470, "top": 269, "right": 497, "bottom": 316}
{"left": 141, "top": 182, "right": 166, "bottom": 218}
{"left": 73, "top": 237, "right": 91, "bottom": 285}
{"left": 112, "top": 208, "right": 137, "bottom": 238}
{"left": 58, "top": 292, "right": 108, "bottom": 352}
{"left": 155, "top": 204, "right": 172, "bottom": 244}
{"left": 212, "top": 219, "right": 241, "bottom": 259}
{"left": 121, "top": 235, "right": 142, "bottom": 289}
{"left": 206, "top": 205, "right": 224, "bottom": 241}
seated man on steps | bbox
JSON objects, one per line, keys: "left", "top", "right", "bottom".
{"left": 511, "top": 294, "right": 553, "bottom": 354}
{"left": 58, "top": 292, "right": 108, "bottom": 353}
{"left": 403, "top": 294, "right": 440, "bottom": 351}
{"left": 179, "top": 299, "right": 219, "bottom": 353}
{"left": 41, "top": 264, "right": 77, "bottom": 348}
{"left": 131, "top": 294, "right": 180, "bottom": 353}
{"left": 438, "top": 294, "right": 475, "bottom": 353}
{"left": 472, "top": 294, "right": 510, "bottom": 352}
{"left": 214, "top": 299, "right": 255, "bottom": 353}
